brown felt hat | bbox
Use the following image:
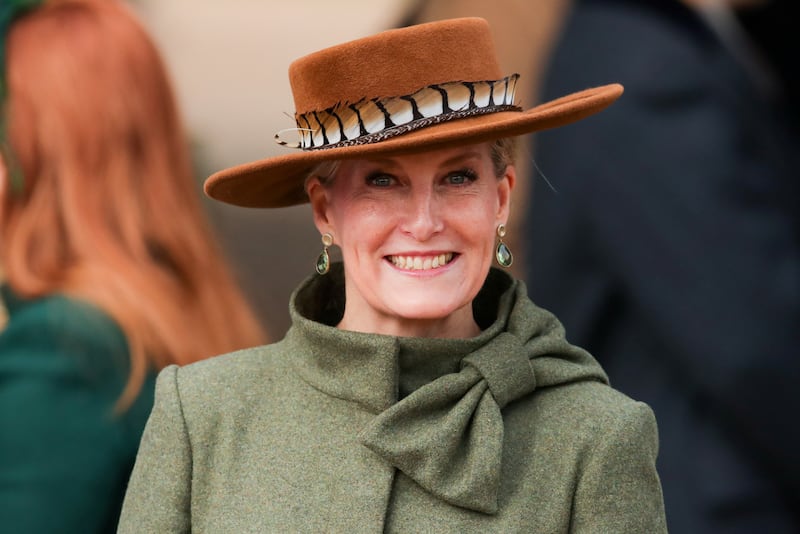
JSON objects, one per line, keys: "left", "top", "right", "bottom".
{"left": 205, "top": 17, "right": 623, "bottom": 208}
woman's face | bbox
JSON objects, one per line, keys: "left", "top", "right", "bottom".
{"left": 307, "top": 142, "right": 514, "bottom": 338}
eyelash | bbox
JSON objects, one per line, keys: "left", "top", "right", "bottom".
{"left": 367, "top": 173, "right": 394, "bottom": 187}
{"left": 366, "top": 168, "right": 479, "bottom": 187}
{"left": 446, "top": 168, "right": 478, "bottom": 185}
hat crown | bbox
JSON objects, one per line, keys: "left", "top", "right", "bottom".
{"left": 205, "top": 17, "right": 623, "bottom": 208}
{"left": 288, "top": 18, "right": 502, "bottom": 115}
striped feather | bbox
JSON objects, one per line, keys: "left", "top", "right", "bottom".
{"left": 274, "top": 75, "right": 520, "bottom": 150}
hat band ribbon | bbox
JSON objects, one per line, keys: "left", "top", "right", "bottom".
{"left": 275, "top": 74, "right": 521, "bottom": 151}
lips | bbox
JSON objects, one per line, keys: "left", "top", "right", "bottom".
{"left": 388, "top": 253, "right": 454, "bottom": 271}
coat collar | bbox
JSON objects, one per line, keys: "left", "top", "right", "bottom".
{"left": 286, "top": 263, "right": 608, "bottom": 514}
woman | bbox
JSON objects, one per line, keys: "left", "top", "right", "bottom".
{"left": 118, "top": 17, "right": 667, "bottom": 532}
{"left": 0, "top": 0, "right": 265, "bottom": 531}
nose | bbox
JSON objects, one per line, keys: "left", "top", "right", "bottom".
{"left": 401, "top": 186, "right": 444, "bottom": 241}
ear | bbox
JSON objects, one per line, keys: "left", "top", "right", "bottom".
{"left": 306, "top": 176, "right": 334, "bottom": 236}
{"left": 496, "top": 164, "right": 516, "bottom": 223}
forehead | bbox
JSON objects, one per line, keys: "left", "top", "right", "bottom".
{"left": 342, "top": 142, "right": 492, "bottom": 172}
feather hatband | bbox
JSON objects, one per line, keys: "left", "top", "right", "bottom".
{"left": 275, "top": 75, "right": 521, "bottom": 151}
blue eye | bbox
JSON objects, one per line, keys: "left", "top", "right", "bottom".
{"left": 368, "top": 174, "right": 394, "bottom": 187}
{"left": 447, "top": 169, "right": 477, "bottom": 185}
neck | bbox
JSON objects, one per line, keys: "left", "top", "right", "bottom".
{"left": 337, "top": 306, "right": 481, "bottom": 339}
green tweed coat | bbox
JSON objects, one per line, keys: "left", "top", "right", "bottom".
{"left": 118, "top": 266, "right": 666, "bottom": 533}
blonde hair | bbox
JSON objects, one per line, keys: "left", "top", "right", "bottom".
{"left": 1, "top": 0, "right": 265, "bottom": 409}
{"left": 489, "top": 137, "right": 518, "bottom": 177}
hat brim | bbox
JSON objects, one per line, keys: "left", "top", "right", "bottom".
{"left": 204, "top": 83, "right": 623, "bottom": 208}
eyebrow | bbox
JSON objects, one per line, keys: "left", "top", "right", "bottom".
{"left": 366, "top": 149, "right": 483, "bottom": 169}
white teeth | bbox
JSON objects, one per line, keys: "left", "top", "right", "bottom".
{"left": 389, "top": 253, "right": 454, "bottom": 271}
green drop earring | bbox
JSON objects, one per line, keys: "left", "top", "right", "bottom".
{"left": 495, "top": 224, "right": 513, "bottom": 268}
{"left": 315, "top": 232, "right": 333, "bottom": 275}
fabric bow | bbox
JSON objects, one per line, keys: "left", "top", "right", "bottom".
{"left": 358, "top": 300, "right": 607, "bottom": 514}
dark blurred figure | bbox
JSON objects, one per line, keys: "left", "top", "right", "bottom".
{"left": 525, "top": 0, "right": 799, "bottom": 532}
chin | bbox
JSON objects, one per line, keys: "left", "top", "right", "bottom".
{"left": 387, "top": 296, "right": 466, "bottom": 321}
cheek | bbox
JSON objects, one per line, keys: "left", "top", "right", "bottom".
{"left": 454, "top": 194, "right": 500, "bottom": 228}
{"left": 464, "top": 198, "right": 503, "bottom": 253}
{"left": 330, "top": 200, "right": 390, "bottom": 249}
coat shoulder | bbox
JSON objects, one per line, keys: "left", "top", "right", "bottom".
{"left": 175, "top": 340, "right": 286, "bottom": 393}
{"left": 512, "top": 380, "right": 658, "bottom": 448}
{"left": 551, "top": 379, "right": 654, "bottom": 423}
{"left": 0, "top": 293, "right": 129, "bottom": 384}
{"left": 1, "top": 293, "right": 126, "bottom": 356}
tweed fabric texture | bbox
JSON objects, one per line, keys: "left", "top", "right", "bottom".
{"left": 118, "top": 266, "right": 666, "bottom": 533}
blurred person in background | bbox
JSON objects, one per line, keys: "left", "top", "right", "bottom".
{"left": 0, "top": 0, "right": 265, "bottom": 531}
{"left": 524, "top": 0, "right": 799, "bottom": 531}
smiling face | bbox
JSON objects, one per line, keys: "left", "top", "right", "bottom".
{"left": 306, "top": 142, "right": 515, "bottom": 339}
